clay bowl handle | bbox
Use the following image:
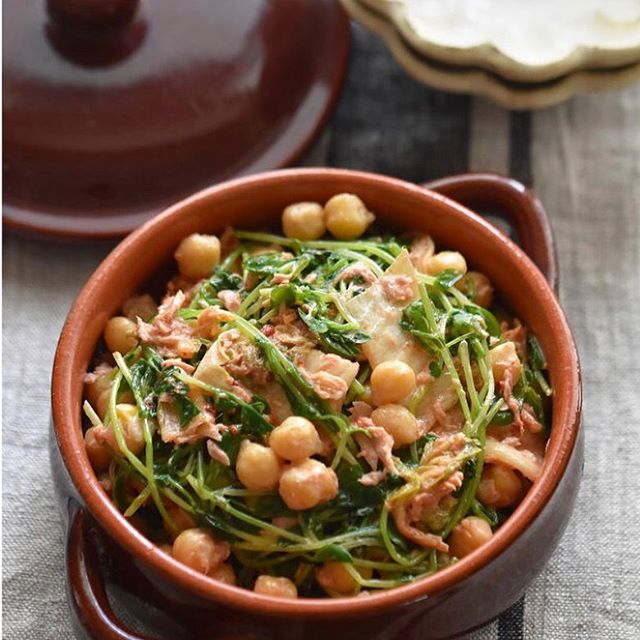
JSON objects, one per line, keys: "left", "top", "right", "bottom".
{"left": 423, "top": 173, "right": 559, "bottom": 292}
{"left": 66, "top": 508, "right": 156, "bottom": 640}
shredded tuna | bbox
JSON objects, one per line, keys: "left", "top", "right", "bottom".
{"left": 380, "top": 274, "right": 415, "bottom": 305}
{"left": 274, "top": 307, "right": 298, "bottom": 324}
{"left": 409, "top": 234, "right": 435, "bottom": 273}
{"left": 407, "top": 471, "right": 463, "bottom": 521}
{"left": 354, "top": 416, "right": 398, "bottom": 479}
{"left": 162, "top": 359, "right": 195, "bottom": 374}
{"left": 349, "top": 401, "right": 373, "bottom": 420}
{"left": 336, "top": 262, "right": 377, "bottom": 287}
{"left": 196, "top": 306, "right": 232, "bottom": 338}
{"left": 207, "top": 440, "right": 231, "bottom": 466}
{"left": 421, "top": 433, "right": 468, "bottom": 468}
{"left": 384, "top": 434, "right": 472, "bottom": 551}
{"left": 502, "top": 320, "right": 528, "bottom": 359}
{"left": 158, "top": 395, "right": 228, "bottom": 446}
{"left": 257, "top": 380, "right": 293, "bottom": 424}
{"left": 390, "top": 505, "right": 448, "bottom": 552}
{"left": 522, "top": 403, "right": 543, "bottom": 433}
{"left": 308, "top": 370, "right": 348, "bottom": 400}
{"left": 416, "top": 418, "right": 429, "bottom": 438}
{"left": 218, "top": 329, "right": 269, "bottom": 385}
{"left": 431, "top": 403, "right": 465, "bottom": 435}
{"left": 298, "top": 351, "right": 359, "bottom": 409}
{"left": 270, "top": 316, "right": 316, "bottom": 357}
{"left": 230, "top": 381, "right": 254, "bottom": 403}
{"left": 360, "top": 470, "right": 388, "bottom": 486}
{"left": 416, "top": 367, "right": 434, "bottom": 386}
{"left": 264, "top": 306, "right": 316, "bottom": 359}
{"left": 158, "top": 395, "right": 231, "bottom": 465}
{"left": 137, "top": 291, "right": 199, "bottom": 358}
{"left": 432, "top": 401, "right": 449, "bottom": 428}
{"left": 415, "top": 373, "right": 459, "bottom": 432}
{"left": 218, "top": 290, "right": 241, "bottom": 312}
{"left": 502, "top": 364, "right": 525, "bottom": 433}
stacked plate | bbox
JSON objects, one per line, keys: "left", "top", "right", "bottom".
{"left": 342, "top": 0, "right": 640, "bottom": 109}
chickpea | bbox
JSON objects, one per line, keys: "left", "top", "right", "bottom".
{"left": 282, "top": 202, "right": 326, "bottom": 241}
{"left": 95, "top": 393, "right": 111, "bottom": 421}
{"left": 158, "top": 543, "right": 174, "bottom": 556}
{"left": 278, "top": 459, "right": 338, "bottom": 511}
{"left": 235, "top": 441, "right": 281, "bottom": 491}
{"left": 324, "top": 193, "right": 375, "bottom": 240}
{"left": 448, "top": 517, "right": 493, "bottom": 558}
{"left": 84, "top": 426, "right": 112, "bottom": 471}
{"left": 477, "top": 464, "right": 523, "bottom": 509}
{"left": 164, "top": 504, "right": 197, "bottom": 539}
{"left": 425, "top": 251, "right": 468, "bottom": 276}
{"left": 172, "top": 528, "right": 230, "bottom": 575}
{"left": 104, "top": 316, "right": 138, "bottom": 355}
{"left": 456, "top": 271, "right": 493, "bottom": 308}
{"left": 85, "top": 366, "right": 114, "bottom": 420}
{"left": 269, "top": 416, "right": 322, "bottom": 463}
{"left": 122, "top": 294, "right": 157, "bottom": 321}
{"left": 174, "top": 233, "right": 221, "bottom": 280}
{"left": 489, "top": 341, "right": 522, "bottom": 385}
{"left": 114, "top": 403, "right": 145, "bottom": 455}
{"left": 254, "top": 575, "right": 298, "bottom": 598}
{"left": 316, "top": 562, "right": 372, "bottom": 596}
{"left": 370, "top": 404, "right": 419, "bottom": 449}
{"left": 209, "top": 563, "right": 236, "bottom": 586}
{"left": 370, "top": 360, "right": 416, "bottom": 405}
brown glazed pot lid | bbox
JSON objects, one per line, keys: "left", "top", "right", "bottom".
{"left": 3, "top": 0, "right": 350, "bottom": 239}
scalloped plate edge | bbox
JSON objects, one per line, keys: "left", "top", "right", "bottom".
{"left": 342, "top": 0, "right": 640, "bottom": 110}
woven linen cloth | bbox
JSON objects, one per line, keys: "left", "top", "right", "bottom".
{"left": 3, "top": 24, "right": 640, "bottom": 639}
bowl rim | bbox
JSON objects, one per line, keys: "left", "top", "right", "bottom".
{"left": 51, "top": 168, "right": 582, "bottom": 618}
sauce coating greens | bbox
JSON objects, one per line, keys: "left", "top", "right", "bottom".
{"left": 83, "top": 194, "right": 551, "bottom": 597}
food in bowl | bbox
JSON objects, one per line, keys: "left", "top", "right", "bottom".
{"left": 82, "top": 193, "right": 551, "bottom": 598}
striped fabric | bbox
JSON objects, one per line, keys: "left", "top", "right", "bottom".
{"left": 3, "top": 22, "right": 639, "bottom": 640}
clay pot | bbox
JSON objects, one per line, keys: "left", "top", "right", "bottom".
{"left": 51, "top": 169, "right": 582, "bottom": 639}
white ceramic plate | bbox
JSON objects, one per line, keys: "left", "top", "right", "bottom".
{"left": 361, "top": 0, "right": 640, "bottom": 82}
{"left": 342, "top": 0, "right": 640, "bottom": 110}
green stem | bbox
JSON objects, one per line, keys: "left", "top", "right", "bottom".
{"left": 112, "top": 354, "right": 174, "bottom": 529}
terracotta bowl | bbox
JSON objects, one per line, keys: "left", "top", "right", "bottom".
{"left": 51, "top": 169, "right": 582, "bottom": 640}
